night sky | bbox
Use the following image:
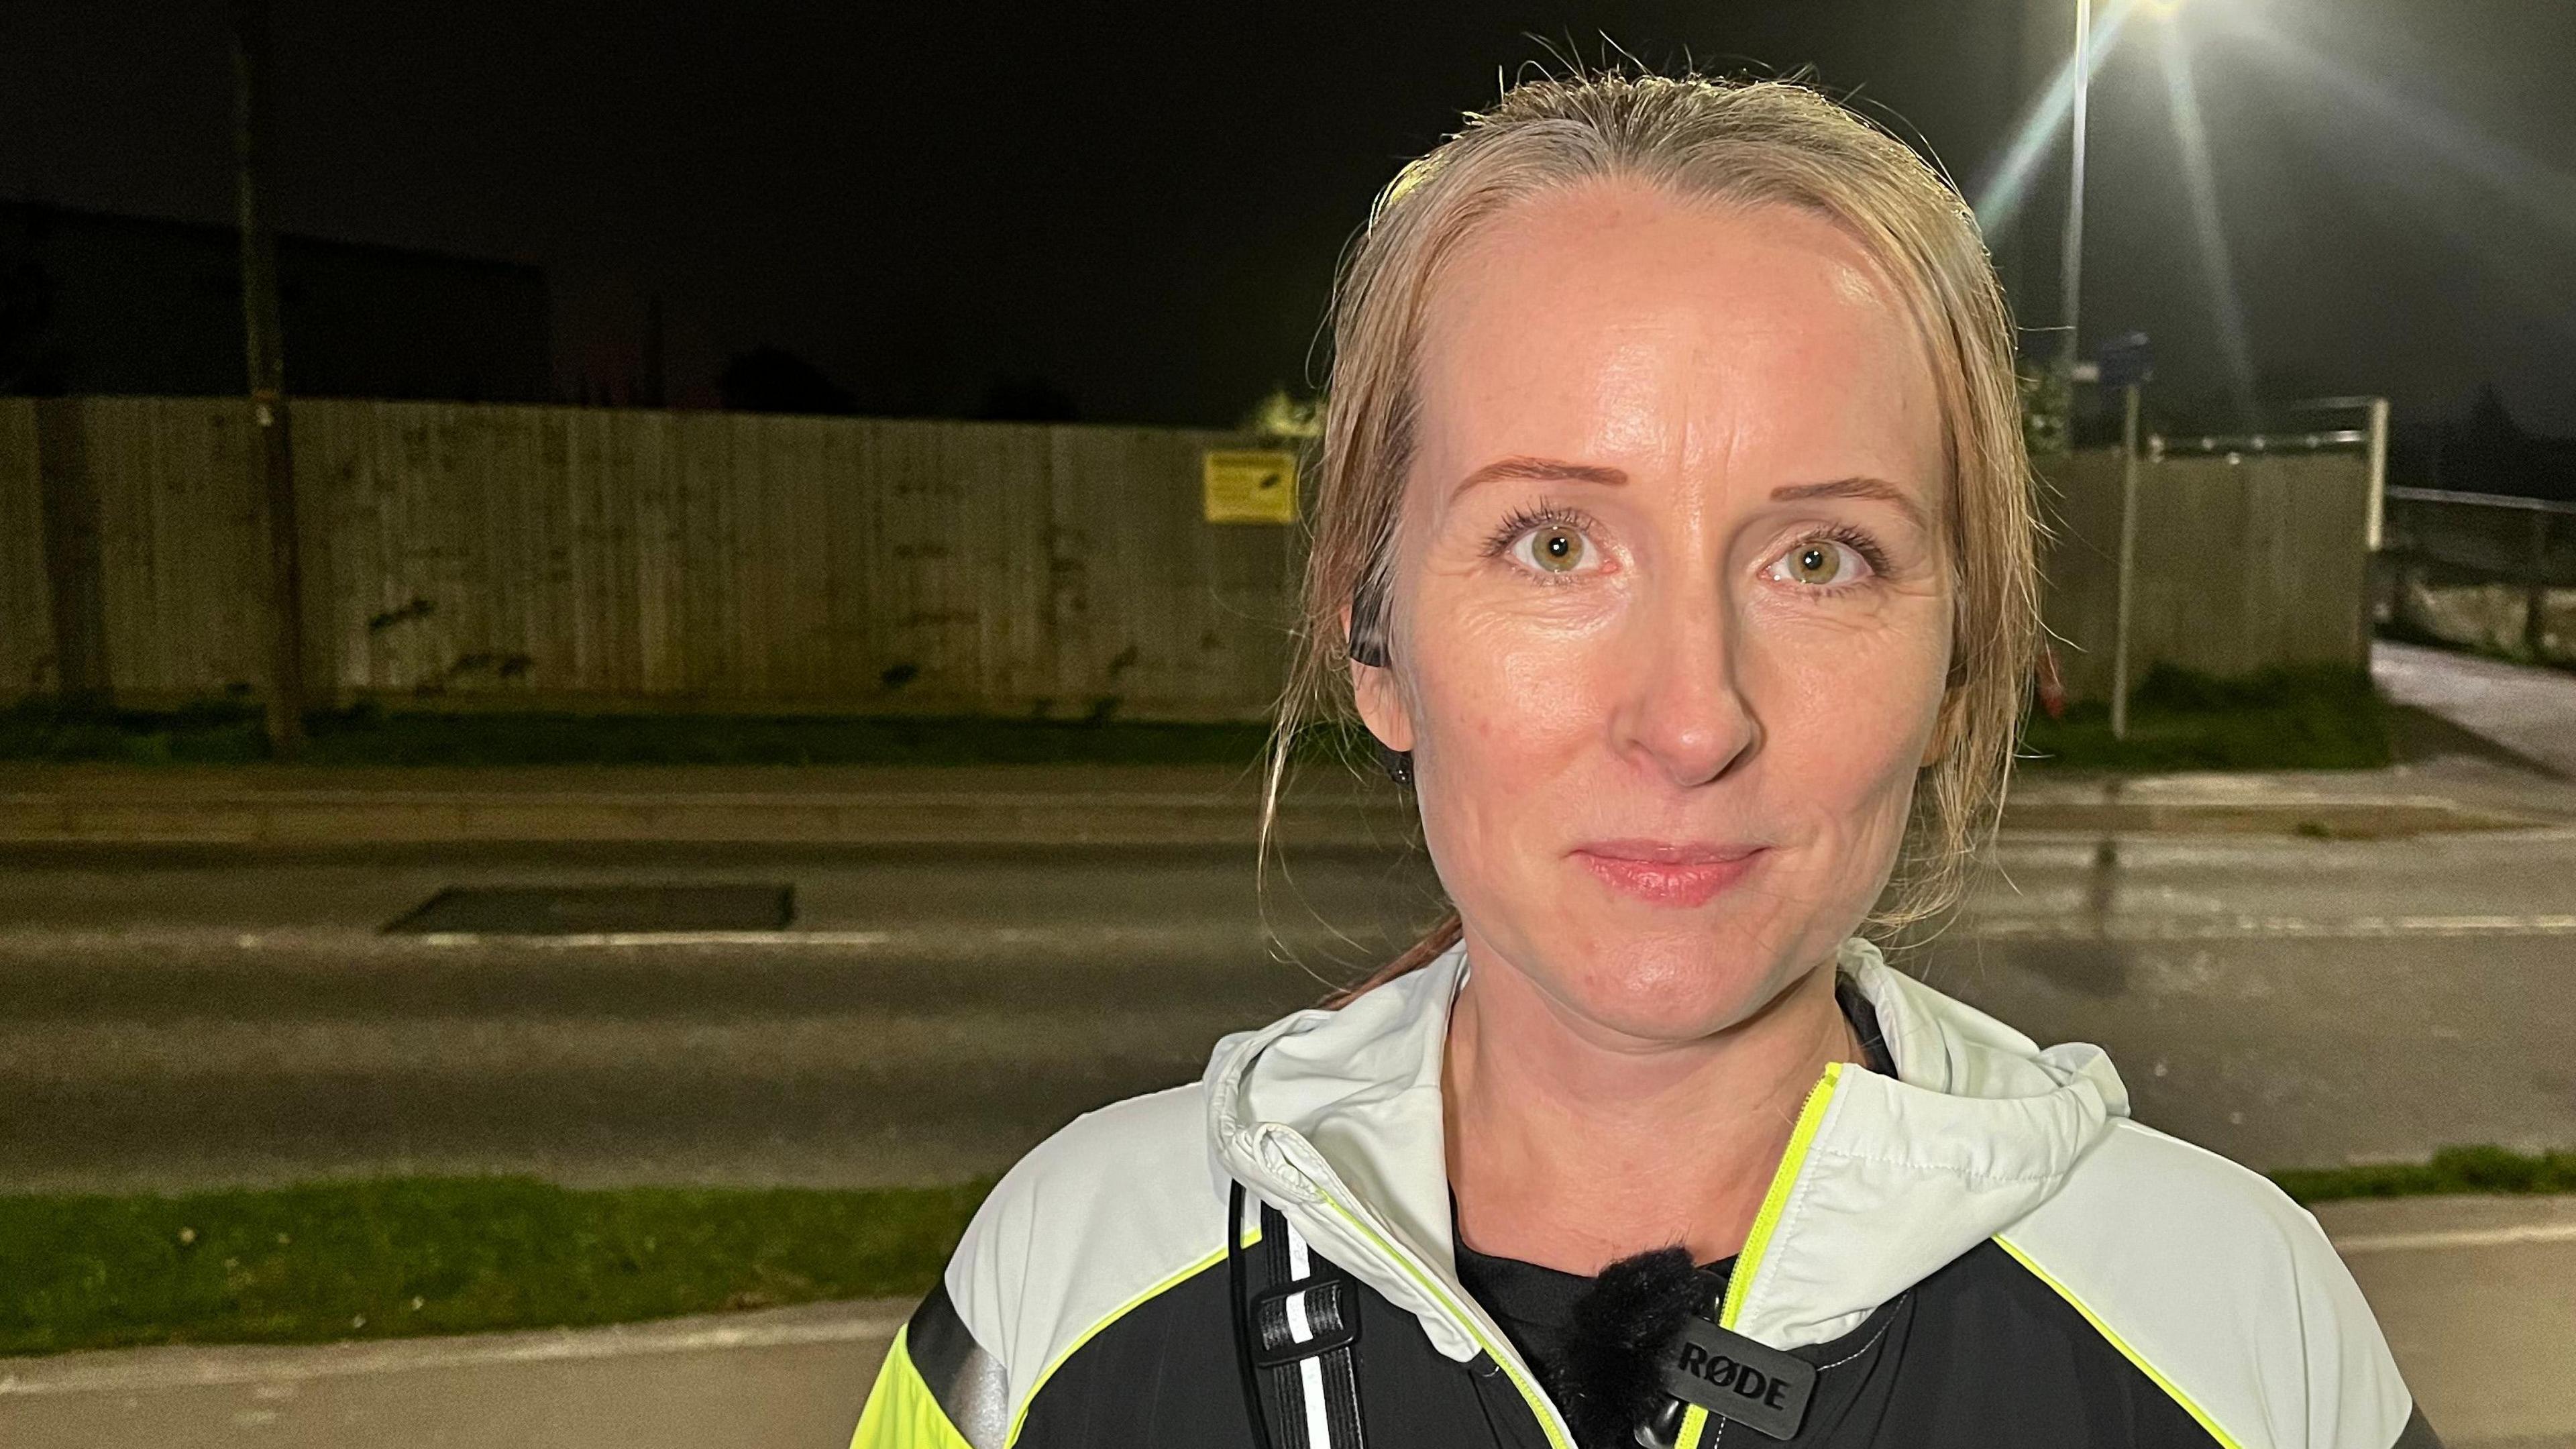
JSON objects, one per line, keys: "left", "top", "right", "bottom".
{"left": 4, "top": 1, "right": 2572, "bottom": 431}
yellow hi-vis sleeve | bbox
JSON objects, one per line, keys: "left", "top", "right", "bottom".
{"left": 850, "top": 1326, "right": 979, "bottom": 1449}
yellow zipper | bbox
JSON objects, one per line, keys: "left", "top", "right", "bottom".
{"left": 1291, "top": 1059, "right": 1842, "bottom": 1449}
{"left": 1676, "top": 1061, "right": 1845, "bottom": 1449}
{"left": 1720, "top": 1061, "right": 1843, "bottom": 1328}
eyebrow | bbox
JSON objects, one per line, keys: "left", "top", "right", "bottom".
{"left": 1454, "top": 455, "right": 1631, "bottom": 494}
{"left": 1454, "top": 458, "right": 1933, "bottom": 532}
{"left": 1770, "top": 476, "right": 1933, "bottom": 533}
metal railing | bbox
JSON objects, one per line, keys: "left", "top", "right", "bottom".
{"left": 2377, "top": 486, "right": 2574, "bottom": 664}
{"left": 2387, "top": 486, "right": 2576, "bottom": 518}
{"left": 2144, "top": 396, "right": 2392, "bottom": 549}
{"left": 2150, "top": 429, "right": 2368, "bottom": 457}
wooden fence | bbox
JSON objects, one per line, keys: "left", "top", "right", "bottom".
{"left": 2038, "top": 447, "right": 2375, "bottom": 701}
{"left": 2, "top": 398, "right": 2377, "bottom": 719}
{"left": 1, "top": 397, "right": 1300, "bottom": 720}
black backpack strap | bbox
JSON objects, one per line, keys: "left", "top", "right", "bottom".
{"left": 1228, "top": 1181, "right": 1368, "bottom": 1449}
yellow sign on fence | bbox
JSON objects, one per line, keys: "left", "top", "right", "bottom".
{"left": 1201, "top": 449, "right": 1299, "bottom": 524}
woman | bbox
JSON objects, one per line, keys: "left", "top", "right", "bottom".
{"left": 853, "top": 71, "right": 2432, "bottom": 1449}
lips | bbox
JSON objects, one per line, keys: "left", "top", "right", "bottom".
{"left": 1571, "top": 840, "right": 1766, "bottom": 908}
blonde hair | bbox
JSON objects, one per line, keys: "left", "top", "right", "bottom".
{"left": 1260, "top": 70, "right": 2039, "bottom": 999}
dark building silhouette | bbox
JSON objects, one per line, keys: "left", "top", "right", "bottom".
{"left": 718, "top": 345, "right": 857, "bottom": 415}
{"left": 973, "top": 374, "right": 1080, "bottom": 423}
{"left": 2390, "top": 384, "right": 2576, "bottom": 504}
{"left": 0, "top": 201, "right": 549, "bottom": 402}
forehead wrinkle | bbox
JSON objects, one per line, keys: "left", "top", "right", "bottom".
{"left": 1584, "top": 317, "right": 1693, "bottom": 465}
{"left": 1411, "top": 188, "right": 1942, "bottom": 546}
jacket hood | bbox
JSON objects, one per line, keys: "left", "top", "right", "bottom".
{"left": 1203, "top": 937, "right": 2131, "bottom": 1360}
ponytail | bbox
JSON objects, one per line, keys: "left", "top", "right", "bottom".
{"left": 1322, "top": 911, "right": 1463, "bottom": 1008}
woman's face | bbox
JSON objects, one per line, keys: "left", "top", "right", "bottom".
{"left": 1354, "top": 180, "right": 1953, "bottom": 1044}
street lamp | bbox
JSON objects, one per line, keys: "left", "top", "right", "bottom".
{"left": 2059, "top": 0, "right": 2093, "bottom": 378}
{"left": 2060, "top": 0, "right": 2200, "bottom": 378}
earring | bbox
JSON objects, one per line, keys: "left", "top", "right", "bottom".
{"left": 1375, "top": 741, "right": 1413, "bottom": 788}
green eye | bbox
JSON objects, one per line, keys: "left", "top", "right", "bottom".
{"left": 1531, "top": 527, "right": 1587, "bottom": 572}
{"left": 1781, "top": 541, "right": 1848, "bottom": 586}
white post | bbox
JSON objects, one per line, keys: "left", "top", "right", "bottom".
{"left": 2364, "top": 396, "right": 2390, "bottom": 552}
{"left": 2110, "top": 381, "right": 2143, "bottom": 742}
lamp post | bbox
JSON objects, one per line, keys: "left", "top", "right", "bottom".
{"left": 2059, "top": 0, "right": 2092, "bottom": 377}
{"left": 233, "top": 0, "right": 305, "bottom": 759}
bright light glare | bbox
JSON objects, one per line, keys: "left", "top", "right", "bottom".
{"left": 2235, "top": 12, "right": 2576, "bottom": 331}
{"left": 2159, "top": 28, "right": 2259, "bottom": 420}
{"left": 2235, "top": 13, "right": 2576, "bottom": 240}
{"left": 1973, "top": 0, "right": 2141, "bottom": 236}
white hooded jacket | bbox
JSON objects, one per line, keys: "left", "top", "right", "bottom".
{"left": 855, "top": 938, "right": 2425, "bottom": 1449}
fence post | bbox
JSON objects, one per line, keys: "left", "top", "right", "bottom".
{"left": 2363, "top": 396, "right": 2390, "bottom": 553}
{"left": 2530, "top": 510, "right": 2553, "bottom": 663}
{"left": 32, "top": 398, "right": 109, "bottom": 706}
{"left": 233, "top": 0, "right": 306, "bottom": 757}
{"left": 2110, "top": 382, "right": 2143, "bottom": 741}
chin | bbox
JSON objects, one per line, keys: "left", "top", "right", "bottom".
{"left": 1543, "top": 926, "right": 1805, "bottom": 1042}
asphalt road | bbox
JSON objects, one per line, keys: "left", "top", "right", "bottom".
{"left": 2, "top": 822, "right": 2573, "bottom": 1192}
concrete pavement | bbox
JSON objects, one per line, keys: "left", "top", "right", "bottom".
{"left": 3, "top": 1197, "right": 2567, "bottom": 1449}
{"left": 0, "top": 761, "right": 1380, "bottom": 849}
{"left": 2377, "top": 639, "right": 2576, "bottom": 779}
{"left": 2318, "top": 1195, "right": 2576, "bottom": 1449}
{"left": 0, "top": 1299, "right": 908, "bottom": 1449}
{"left": 2, "top": 753, "right": 2567, "bottom": 849}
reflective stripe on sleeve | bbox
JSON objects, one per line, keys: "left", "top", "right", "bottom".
{"left": 850, "top": 1292, "right": 1005, "bottom": 1449}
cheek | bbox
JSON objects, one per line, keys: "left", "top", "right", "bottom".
{"left": 1409, "top": 598, "right": 1616, "bottom": 771}
{"left": 1751, "top": 619, "right": 1948, "bottom": 824}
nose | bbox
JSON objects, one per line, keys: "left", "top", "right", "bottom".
{"left": 1607, "top": 576, "right": 1761, "bottom": 788}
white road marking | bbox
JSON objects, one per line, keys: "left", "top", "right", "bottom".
{"left": 0, "top": 924, "right": 1275, "bottom": 954}
{"left": 2331, "top": 1222, "right": 2576, "bottom": 1256}
{"left": 402, "top": 925, "right": 1264, "bottom": 950}
{"left": 1963, "top": 914, "right": 2576, "bottom": 941}
{"left": 0, "top": 1303, "right": 912, "bottom": 1396}
{"left": 404, "top": 915, "right": 2576, "bottom": 947}
{"left": 411, "top": 930, "right": 898, "bottom": 949}
{"left": 5, "top": 913, "right": 2575, "bottom": 957}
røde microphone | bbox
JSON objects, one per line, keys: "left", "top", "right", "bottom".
{"left": 1550, "top": 1246, "right": 1703, "bottom": 1449}
{"left": 1550, "top": 1246, "right": 1816, "bottom": 1448}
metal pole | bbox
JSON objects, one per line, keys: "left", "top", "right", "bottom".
{"left": 2363, "top": 396, "right": 2390, "bottom": 552}
{"left": 2529, "top": 511, "right": 2553, "bottom": 663}
{"left": 2110, "top": 380, "right": 2143, "bottom": 741}
{"left": 2059, "top": 0, "right": 2092, "bottom": 375}
{"left": 233, "top": 0, "right": 305, "bottom": 759}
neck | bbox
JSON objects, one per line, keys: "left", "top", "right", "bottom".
{"left": 1442, "top": 938, "right": 1862, "bottom": 1274}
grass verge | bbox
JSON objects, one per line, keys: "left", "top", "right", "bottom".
{"left": 2271, "top": 1144, "right": 2576, "bottom": 1205}
{"left": 0, "top": 1176, "right": 984, "bottom": 1358}
{"left": 2, "top": 669, "right": 2391, "bottom": 773}
{"left": 0, "top": 699, "right": 1307, "bottom": 769}
{"left": 8, "top": 1148, "right": 2573, "bottom": 1358}
{"left": 2019, "top": 663, "right": 2392, "bottom": 771}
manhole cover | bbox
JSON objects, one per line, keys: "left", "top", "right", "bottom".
{"left": 384, "top": 883, "right": 795, "bottom": 935}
